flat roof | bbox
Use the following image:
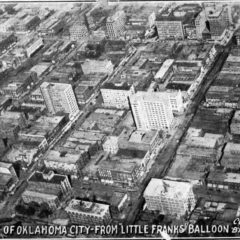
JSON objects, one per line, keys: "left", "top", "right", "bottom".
{"left": 102, "top": 82, "right": 131, "bottom": 90}
{"left": 65, "top": 199, "right": 109, "bottom": 217}
{"left": 224, "top": 142, "right": 240, "bottom": 153}
{"left": 22, "top": 190, "right": 58, "bottom": 200}
{"left": 154, "top": 59, "right": 174, "bottom": 79}
{"left": 144, "top": 178, "right": 193, "bottom": 199}
{"left": 226, "top": 55, "right": 240, "bottom": 63}
{"left": 208, "top": 170, "right": 240, "bottom": 184}
{"left": 29, "top": 171, "right": 67, "bottom": 185}
{"left": 186, "top": 136, "right": 217, "bottom": 149}
{"left": 44, "top": 150, "right": 81, "bottom": 164}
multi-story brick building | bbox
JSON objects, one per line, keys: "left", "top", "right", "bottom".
{"left": 65, "top": 199, "right": 111, "bottom": 225}
{"left": 106, "top": 10, "right": 126, "bottom": 39}
{"left": 144, "top": 178, "right": 196, "bottom": 218}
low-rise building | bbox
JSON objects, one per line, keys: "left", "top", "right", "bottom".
{"left": 96, "top": 149, "right": 149, "bottom": 187}
{"left": 18, "top": 115, "right": 66, "bottom": 150}
{"left": 221, "top": 143, "right": 240, "bottom": 170}
{"left": 25, "top": 38, "right": 44, "bottom": 58}
{"left": 2, "top": 71, "right": 38, "bottom": 99}
{"left": 206, "top": 169, "right": 240, "bottom": 191}
{"left": 74, "top": 85, "right": 94, "bottom": 105}
{"left": 100, "top": 82, "right": 135, "bottom": 109}
{"left": 22, "top": 171, "right": 72, "bottom": 209}
{"left": 0, "top": 34, "right": 17, "bottom": 54}
{"left": 176, "top": 132, "right": 224, "bottom": 164}
{"left": 118, "top": 128, "right": 163, "bottom": 153}
{"left": 3, "top": 143, "right": 38, "bottom": 167}
{"left": 0, "top": 162, "right": 18, "bottom": 198}
{"left": 57, "top": 129, "right": 105, "bottom": 157}
{"left": 110, "top": 192, "right": 129, "bottom": 213}
{"left": 65, "top": 199, "right": 111, "bottom": 225}
{"left": 154, "top": 59, "right": 174, "bottom": 83}
{"left": 0, "top": 111, "right": 27, "bottom": 139}
{"left": 81, "top": 59, "right": 114, "bottom": 75}
{"left": 144, "top": 178, "right": 196, "bottom": 218}
{"left": 81, "top": 108, "right": 124, "bottom": 134}
{"left": 43, "top": 150, "right": 87, "bottom": 177}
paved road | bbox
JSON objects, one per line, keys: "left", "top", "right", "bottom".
{"left": 125, "top": 44, "right": 231, "bottom": 225}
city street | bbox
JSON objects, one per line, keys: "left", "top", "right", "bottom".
{"left": 125, "top": 43, "right": 231, "bottom": 224}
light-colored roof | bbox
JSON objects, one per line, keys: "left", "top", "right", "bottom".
{"left": 224, "top": 142, "right": 240, "bottom": 153}
{"left": 44, "top": 150, "right": 81, "bottom": 164}
{"left": 130, "top": 91, "right": 170, "bottom": 103}
{"left": 227, "top": 55, "right": 240, "bottom": 63}
{"left": 154, "top": 59, "right": 174, "bottom": 79}
{"left": 144, "top": 178, "right": 193, "bottom": 199}
{"left": 22, "top": 190, "right": 58, "bottom": 200}
{"left": 65, "top": 199, "right": 109, "bottom": 217}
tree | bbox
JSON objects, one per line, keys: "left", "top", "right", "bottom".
{"left": 38, "top": 203, "right": 52, "bottom": 218}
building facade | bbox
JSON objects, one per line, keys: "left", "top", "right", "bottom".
{"left": 155, "top": 20, "right": 184, "bottom": 40}
{"left": 106, "top": 10, "right": 126, "bottom": 39}
{"left": 100, "top": 83, "right": 135, "bottom": 109}
{"left": 129, "top": 91, "right": 174, "bottom": 131}
{"left": 65, "top": 199, "right": 111, "bottom": 225}
{"left": 40, "top": 82, "right": 79, "bottom": 118}
{"left": 144, "top": 178, "right": 196, "bottom": 217}
{"left": 69, "top": 23, "right": 89, "bottom": 42}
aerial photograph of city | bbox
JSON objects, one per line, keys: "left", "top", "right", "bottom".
{"left": 1, "top": 0, "right": 240, "bottom": 239}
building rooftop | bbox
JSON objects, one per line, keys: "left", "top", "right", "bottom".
{"left": 208, "top": 170, "right": 240, "bottom": 184}
{"left": 119, "top": 128, "right": 161, "bottom": 145}
{"left": 40, "top": 81, "right": 72, "bottom": 91}
{"left": 19, "top": 115, "right": 65, "bottom": 138}
{"left": 130, "top": 91, "right": 170, "bottom": 103}
{"left": 81, "top": 108, "right": 124, "bottom": 134}
{"left": 186, "top": 136, "right": 217, "bottom": 149}
{"left": 29, "top": 171, "right": 67, "bottom": 185}
{"left": 4, "top": 143, "right": 38, "bottom": 165}
{"left": 0, "top": 174, "right": 12, "bottom": 187}
{"left": 144, "top": 178, "right": 193, "bottom": 199}
{"left": 30, "top": 62, "right": 51, "bottom": 77}
{"left": 226, "top": 55, "right": 240, "bottom": 63}
{"left": 224, "top": 142, "right": 240, "bottom": 154}
{"left": 22, "top": 190, "right": 58, "bottom": 200}
{"left": 44, "top": 150, "right": 81, "bottom": 164}
{"left": 65, "top": 199, "right": 109, "bottom": 217}
{"left": 154, "top": 59, "right": 174, "bottom": 79}
{"left": 102, "top": 82, "right": 132, "bottom": 91}
{"left": 98, "top": 157, "right": 138, "bottom": 173}
{"left": 110, "top": 192, "right": 127, "bottom": 207}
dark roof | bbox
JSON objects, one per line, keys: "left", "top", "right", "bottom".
{"left": 156, "top": 9, "right": 200, "bottom": 25}
{"left": 116, "top": 148, "right": 147, "bottom": 159}
{"left": 102, "top": 82, "right": 131, "bottom": 90}
{"left": 166, "top": 82, "right": 190, "bottom": 91}
{"left": 29, "top": 171, "right": 66, "bottom": 185}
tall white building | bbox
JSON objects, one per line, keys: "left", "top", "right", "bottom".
{"left": 129, "top": 91, "right": 174, "bottom": 131}
{"left": 106, "top": 10, "right": 126, "bottom": 39}
{"left": 40, "top": 82, "right": 79, "bottom": 118}
{"left": 144, "top": 178, "right": 196, "bottom": 218}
